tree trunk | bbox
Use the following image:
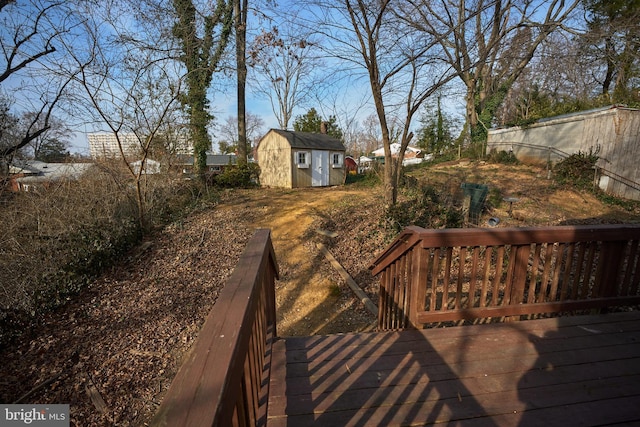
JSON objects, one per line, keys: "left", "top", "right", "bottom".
{"left": 134, "top": 179, "right": 147, "bottom": 232}
{"left": 602, "top": 37, "right": 615, "bottom": 96}
{"left": 383, "top": 156, "right": 396, "bottom": 207}
{"left": 172, "top": 0, "right": 233, "bottom": 177}
{"left": 375, "top": 95, "right": 397, "bottom": 206}
{"left": 464, "top": 81, "right": 478, "bottom": 145}
{"left": 192, "top": 112, "right": 210, "bottom": 176}
{"left": 235, "top": 0, "right": 248, "bottom": 166}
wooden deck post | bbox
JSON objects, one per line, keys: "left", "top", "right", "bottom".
{"left": 408, "top": 246, "right": 427, "bottom": 328}
{"left": 597, "top": 241, "right": 626, "bottom": 298}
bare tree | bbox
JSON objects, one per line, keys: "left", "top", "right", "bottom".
{"left": 70, "top": 9, "right": 181, "bottom": 231}
{"left": 359, "top": 113, "right": 382, "bottom": 155}
{"left": 0, "top": 0, "right": 82, "bottom": 175}
{"left": 15, "top": 112, "right": 70, "bottom": 160}
{"left": 234, "top": 0, "right": 249, "bottom": 165}
{"left": 496, "top": 32, "right": 601, "bottom": 126}
{"left": 400, "top": 0, "right": 580, "bottom": 147}
{"left": 580, "top": 0, "right": 640, "bottom": 103}
{"left": 216, "top": 112, "right": 264, "bottom": 155}
{"left": 312, "top": 0, "right": 456, "bottom": 205}
{"left": 248, "top": 23, "right": 321, "bottom": 129}
{"left": 0, "top": 96, "right": 19, "bottom": 155}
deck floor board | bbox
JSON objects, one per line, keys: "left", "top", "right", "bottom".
{"left": 267, "top": 311, "right": 640, "bottom": 426}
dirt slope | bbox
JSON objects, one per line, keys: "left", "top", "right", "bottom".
{"left": 0, "top": 186, "right": 380, "bottom": 426}
{"left": 1, "top": 160, "right": 637, "bottom": 426}
{"left": 421, "top": 161, "right": 640, "bottom": 226}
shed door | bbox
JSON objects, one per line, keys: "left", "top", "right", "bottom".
{"left": 311, "top": 150, "right": 329, "bottom": 187}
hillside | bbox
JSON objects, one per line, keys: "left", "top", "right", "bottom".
{"left": 1, "top": 160, "right": 638, "bottom": 425}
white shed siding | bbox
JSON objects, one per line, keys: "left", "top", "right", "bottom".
{"left": 256, "top": 132, "right": 293, "bottom": 188}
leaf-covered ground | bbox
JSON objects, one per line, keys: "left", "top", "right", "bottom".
{"left": 0, "top": 187, "right": 383, "bottom": 426}
{"left": 0, "top": 201, "right": 259, "bottom": 425}
{"left": 2, "top": 161, "right": 638, "bottom": 425}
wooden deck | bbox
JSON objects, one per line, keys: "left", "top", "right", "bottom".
{"left": 152, "top": 226, "right": 640, "bottom": 426}
{"left": 267, "top": 310, "right": 640, "bottom": 426}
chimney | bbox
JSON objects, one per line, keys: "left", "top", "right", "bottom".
{"left": 320, "top": 121, "right": 327, "bottom": 134}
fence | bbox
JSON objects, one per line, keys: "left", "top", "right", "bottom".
{"left": 371, "top": 224, "right": 640, "bottom": 329}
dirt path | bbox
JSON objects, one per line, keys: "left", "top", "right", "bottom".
{"left": 2, "top": 161, "right": 637, "bottom": 426}
{"left": 219, "top": 187, "right": 379, "bottom": 336}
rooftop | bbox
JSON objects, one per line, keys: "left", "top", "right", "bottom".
{"left": 264, "top": 129, "right": 346, "bottom": 151}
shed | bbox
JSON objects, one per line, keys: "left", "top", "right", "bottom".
{"left": 345, "top": 156, "right": 358, "bottom": 174}
{"left": 487, "top": 106, "right": 640, "bottom": 201}
{"left": 256, "top": 129, "right": 346, "bottom": 188}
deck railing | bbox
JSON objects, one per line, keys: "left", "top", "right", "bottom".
{"left": 371, "top": 224, "right": 640, "bottom": 330}
{"left": 152, "top": 229, "right": 279, "bottom": 427}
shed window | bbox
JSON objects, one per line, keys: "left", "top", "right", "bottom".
{"left": 296, "top": 151, "right": 310, "bottom": 168}
{"left": 331, "top": 152, "right": 344, "bottom": 168}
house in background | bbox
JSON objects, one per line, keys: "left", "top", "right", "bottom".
{"left": 176, "top": 153, "right": 237, "bottom": 175}
{"left": 358, "top": 156, "right": 373, "bottom": 173}
{"left": 370, "top": 143, "right": 427, "bottom": 166}
{"left": 87, "top": 132, "right": 193, "bottom": 159}
{"left": 130, "top": 159, "right": 161, "bottom": 175}
{"left": 8, "top": 160, "right": 93, "bottom": 192}
{"left": 487, "top": 105, "right": 640, "bottom": 201}
{"left": 371, "top": 143, "right": 422, "bottom": 159}
{"left": 256, "top": 129, "right": 346, "bottom": 188}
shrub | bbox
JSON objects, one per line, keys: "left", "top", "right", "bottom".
{"left": 346, "top": 169, "right": 381, "bottom": 187}
{"left": 461, "top": 141, "right": 486, "bottom": 160}
{"left": 487, "top": 149, "right": 519, "bottom": 165}
{"left": 33, "top": 218, "right": 142, "bottom": 310}
{"left": 554, "top": 148, "right": 599, "bottom": 189}
{"left": 0, "top": 165, "right": 206, "bottom": 345}
{"left": 0, "top": 170, "right": 140, "bottom": 322}
{"left": 212, "top": 163, "right": 261, "bottom": 188}
{"left": 430, "top": 148, "right": 459, "bottom": 165}
{"left": 382, "top": 181, "right": 463, "bottom": 235}
{"left": 553, "top": 147, "right": 640, "bottom": 210}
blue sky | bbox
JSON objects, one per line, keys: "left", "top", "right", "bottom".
{"left": 6, "top": 0, "right": 581, "bottom": 156}
{"left": 36, "top": 0, "right": 470, "bottom": 156}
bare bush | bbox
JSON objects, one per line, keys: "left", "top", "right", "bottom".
{"left": 0, "top": 165, "right": 203, "bottom": 342}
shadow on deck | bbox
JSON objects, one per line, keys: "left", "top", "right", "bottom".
{"left": 152, "top": 224, "right": 640, "bottom": 426}
{"left": 268, "top": 311, "right": 640, "bottom": 426}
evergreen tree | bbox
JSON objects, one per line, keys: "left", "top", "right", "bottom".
{"left": 416, "top": 98, "right": 455, "bottom": 154}
{"left": 293, "top": 108, "right": 343, "bottom": 140}
{"left": 37, "top": 139, "right": 69, "bottom": 162}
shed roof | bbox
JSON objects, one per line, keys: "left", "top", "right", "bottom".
{"left": 263, "top": 129, "right": 345, "bottom": 151}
